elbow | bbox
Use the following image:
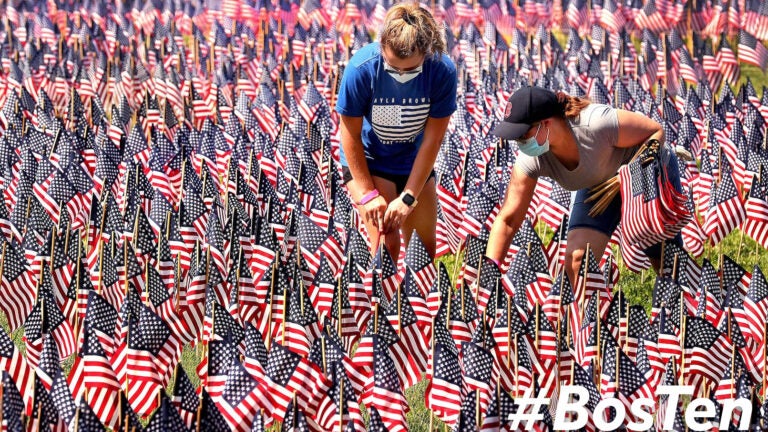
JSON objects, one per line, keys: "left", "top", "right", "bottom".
{"left": 495, "top": 203, "right": 523, "bottom": 233}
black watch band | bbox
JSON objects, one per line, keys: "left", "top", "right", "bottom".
{"left": 401, "top": 192, "right": 417, "bottom": 207}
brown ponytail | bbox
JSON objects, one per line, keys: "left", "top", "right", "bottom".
{"left": 379, "top": 3, "right": 445, "bottom": 59}
{"left": 556, "top": 92, "right": 591, "bottom": 118}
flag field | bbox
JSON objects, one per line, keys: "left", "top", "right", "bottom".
{"left": 2, "top": 1, "right": 768, "bottom": 430}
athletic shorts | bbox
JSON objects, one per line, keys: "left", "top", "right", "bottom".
{"left": 567, "top": 151, "right": 684, "bottom": 260}
{"left": 341, "top": 166, "right": 435, "bottom": 195}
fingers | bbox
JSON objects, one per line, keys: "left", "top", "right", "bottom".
{"left": 383, "top": 208, "right": 396, "bottom": 234}
{"left": 362, "top": 198, "right": 386, "bottom": 232}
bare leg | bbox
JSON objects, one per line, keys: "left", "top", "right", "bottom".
{"left": 346, "top": 175, "right": 401, "bottom": 258}
{"left": 401, "top": 177, "right": 438, "bottom": 258}
{"left": 565, "top": 227, "right": 611, "bottom": 305}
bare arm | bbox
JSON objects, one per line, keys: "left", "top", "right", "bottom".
{"left": 615, "top": 110, "right": 665, "bottom": 149}
{"left": 485, "top": 166, "right": 539, "bottom": 264}
{"left": 339, "top": 114, "right": 375, "bottom": 201}
{"left": 382, "top": 116, "right": 451, "bottom": 233}
{"left": 403, "top": 116, "right": 451, "bottom": 198}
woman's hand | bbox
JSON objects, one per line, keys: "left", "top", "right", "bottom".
{"left": 382, "top": 196, "right": 414, "bottom": 234}
{"left": 358, "top": 195, "right": 387, "bottom": 231}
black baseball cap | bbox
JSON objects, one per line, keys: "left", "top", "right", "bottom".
{"left": 492, "top": 86, "right": 562, "bottom": 140}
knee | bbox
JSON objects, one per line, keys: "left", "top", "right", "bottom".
{"left": 567, "top": 248, "right": 586, "bottom": 271}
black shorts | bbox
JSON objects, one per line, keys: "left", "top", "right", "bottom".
{"left": 341, "top": 166, "right": 435, "bottom": 195}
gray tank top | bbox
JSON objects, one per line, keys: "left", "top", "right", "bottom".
{"left": 515, "top": 104, "right": 637, "bottom": 191}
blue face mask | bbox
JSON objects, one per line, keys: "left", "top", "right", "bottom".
{"left": 518, "top": 123, "right": 550, "bottom": 157}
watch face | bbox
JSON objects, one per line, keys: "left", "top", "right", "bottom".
{"left": 402, "top": 193, "right": 415, "bottom": 206}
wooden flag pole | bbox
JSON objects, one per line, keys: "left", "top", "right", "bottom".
{"left": 475, "top": 389, "right": 481, "bottom": 429}
{"left": 614, "top": 344, "right": 620, "bottom": 391}
{"left": 123, "top": 241, "right": 130, "bottom": 297}
{"left": 266, "top": 255, "right": 277, "bottom": 351}
{"left": 397, "top": 283, "right": 402, "bottom": 336}
{"left": 730, "top": 339, "right": 736, "bottom": 400}
{"left": 337, "top": 261, "right": 344, "bottom": 337}
{"left": 460, "top": 271, "right": 466, "bottom": 321}
{"left": 535, "top": 303, "right": 540, "bottom": 352}
{"left": 0, "top": 372, "right": 4, "bottom": 431}
{"left": 506, "top": 293, "right": 512, "bottom": 370}
{"left": 339, "top": 377, "right": 345, "bottom": 432}
{"left": 763, "top": 322, "right": 767, "bottom": 398}
{"left": 282, "top": 268, "right": 289, "bottom": 345}
{"left": 679, "top": 315, "right": 687, "bottom": 386}
{"left": 514, "top": 334, "right": 520, "bottom": 398}
{"left": 579, "top": 243, "right": 591, "bottom": 322}
{"left": 451, "top": 237, "right": 465, "bottom": 293}
{"left": 321, "top": 334, "right": 327, "bottom": 375}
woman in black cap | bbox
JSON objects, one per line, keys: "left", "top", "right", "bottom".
{"left": 485, "top": 86, "right": 678, "bottom": 290}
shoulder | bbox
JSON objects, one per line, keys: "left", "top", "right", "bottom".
{"left": 425, "top": 52, "right": 457, "bottom": 77}
{"left": 514, "top": 153, "right": 542, "bottom": 178}
{"left": 346, "top": 43, "right": 381, "bottom": 73}
{"left": 571, "top": 104, "right": 618, "bottom": 131}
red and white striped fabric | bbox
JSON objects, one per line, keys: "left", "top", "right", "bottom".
{"left": 618, "top": 145, "right": 691, "bottom": 250}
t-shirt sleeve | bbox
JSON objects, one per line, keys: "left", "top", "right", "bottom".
{"left": 335, "top": 64, "right": 372, "bottom": 117}
{"left": 514, "top": 153, "right": 541, "bottom": 179}
{"left": 429, "top": 56, "right": 457, "bottom": 118}
{"left": 591, "top": 104, "right": 619, "bottom": 147}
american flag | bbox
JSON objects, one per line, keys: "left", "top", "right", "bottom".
{"left": 600, "top": 331, "right": 653, "bottom": 423}
{"left": 146, "top": 392, "right": 189, "bottom": 431}
{"left": 504, "top": 250, "right": 546, "bottom": 316}
{"left": 67, "top": 325, "right": 121, "bottom": 430}
{"left": 738, "top": 30, "right": 768, "bottom": 71}
{"left": 0, "top": 240, "right": 36, "bottom": 332}
{"left": 198, "top": 389, "right": 231, "bottom": 431}
{"left": 0, "top": 370, "right": 25, "bottom": 432}
{"left": 71, "top": 389, "right": 106, "bottom": 431}
{"left": 460, "top": 341, "right": 495, "bottom": 415}
{"left": 426, "top": 337, "right": 463, "bottom": 428}
{"left": 384, "top": 290, "right": 429, "bottom": 390}
{"left": 480, "top": 379, "right": 517, "bottom": 431}
{"left": 704, "top": 157, "right": 747, "bottom": 245}
{"left": 171, "top": 365, "right": 200, "bottom": 430}
{"left": 363, "top": 335, "right": 408, "bottom": 432}
{"left": 684, "top": 317, "right": 733, "bottom": 383}
{"left": 263, "top": 342, "right": 333, "bottom": 428}
{"left": 744, "top": 170, "right": 768, "bottom": 248}
{"left": 744, "top": 265, "right": 768, "bottom": 349}
{"left": 716, "top": 35, "right": 741, "bottom": 87}
{"left": 655, "top": 359, "right": 684, "bottom": 430}
{"left": 404, "top": 231, "right": 438, "bottom": 298}
{"left": 217, "top": 359, "right": 269, "bottom": 432}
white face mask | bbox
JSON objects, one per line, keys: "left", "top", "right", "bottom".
{"left": 384, "top": 64, "right": 422, "bottom": 84}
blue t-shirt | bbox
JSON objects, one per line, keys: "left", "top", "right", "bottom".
{"left": 335, "top": 42, "right": 458, "bottom": 175}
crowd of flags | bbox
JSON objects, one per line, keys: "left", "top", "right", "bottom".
{"left": 0, "top": 0, "right": 766, "bottom": 431}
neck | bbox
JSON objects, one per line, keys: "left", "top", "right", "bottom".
{"left": 547, "top": 117, "right": 579, "bottom": 169}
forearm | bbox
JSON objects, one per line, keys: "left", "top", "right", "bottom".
{"left": 485, "top": 214, "right": 522, "bottom": 264}
{"left": 484, "top": 167, "right": 537, "bottom": 265}
{"left": 648, "top": 127, "right": 664, "bottom": 145}
{"left": 342, "top": 138, "right": 375, "bottom": 200}
{"left": 339, "top": 115, "right": 376, "bottom": 202}
{"left": 403, "top": 117, "right": 450, "bottom": 197}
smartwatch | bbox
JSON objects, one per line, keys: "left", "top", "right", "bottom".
{"left": 400, "top": 192, "right": 418, "bottom": 208}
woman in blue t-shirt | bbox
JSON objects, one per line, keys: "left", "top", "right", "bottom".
{"left": 335, "top": 3, "right": 457, "bottom": 259}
